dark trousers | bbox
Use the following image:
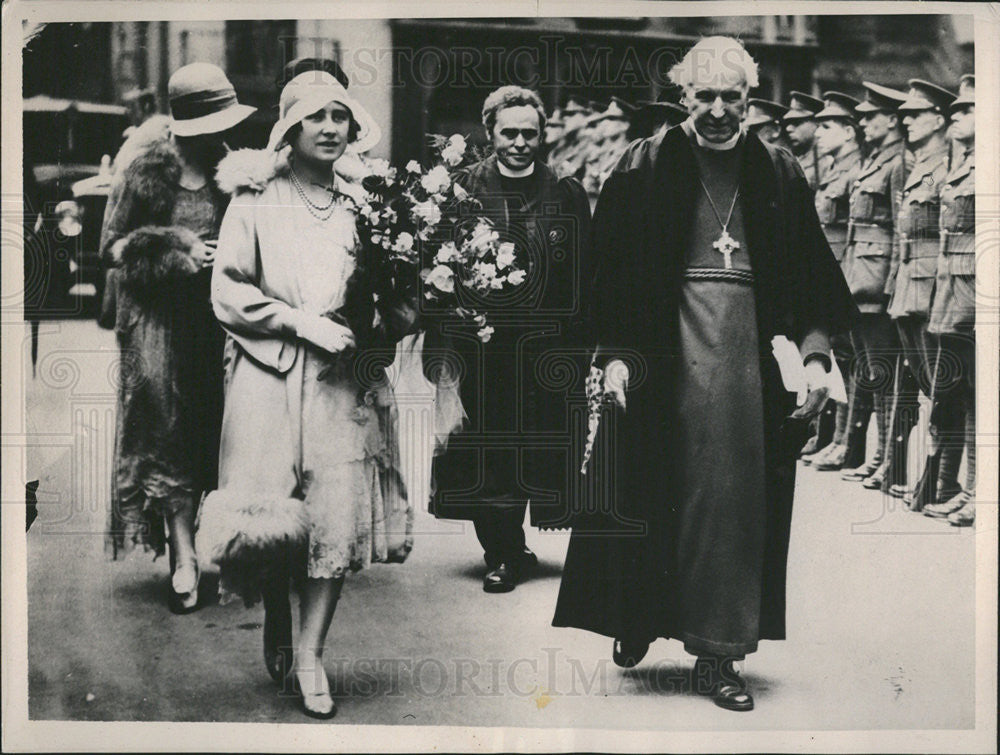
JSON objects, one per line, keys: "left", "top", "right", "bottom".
{"left": 891, "top": 316, "right": 937, "bottom": 496}
{"left": 935, "top": 333, "right": 976, "bottom": 494}
{"left": 849, "top": 313, "right": 901, "bottom": 466}
{"left": 474, "top": 502, "right": 527, "bottom": 569}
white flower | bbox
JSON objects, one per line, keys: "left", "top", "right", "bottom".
{"left": 393, "top": 232, "right": 415, "bottom": 252}
{"left": 490, "top": 276, "right": 505, "bottom": 290}
{"left": 495, "top": 242, "right": 516, "bottom": 270}
{"left": 424, "top": 264, "right": 455, "bottom": 293}
{"left": 406, "top": 160, "right": 422, "bottom": 174}
{"left": 477, "top": 326, "right": 495, "bottom": 343}
{"left": 413, "top": 199, "right": 442, "bottom": 227}
{"left": 369, "top": 158, "right": 393, "bottom": 179}
{"left": 473, "top": 313, "right": 487, "bottom": 326}
{"left": 434, "top": 242, "right": 460, "bottom": 264}
{"left": 441, "top": 134, "right": 467, "bottom": 166}
{"left": 507, "top": 269, "right": 527, "bottom": 286}
{"left": 475, "top": 262, "right": 497, "bottom": 281}
{"left": 420, "top": 165, "right": 452, "bottom": 194}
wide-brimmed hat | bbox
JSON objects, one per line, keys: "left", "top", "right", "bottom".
{"left": 168, "top": 63, "right": 256, "bottom": 137}
{"left": 267, "top": 70, "right": 381, "bottom": 153}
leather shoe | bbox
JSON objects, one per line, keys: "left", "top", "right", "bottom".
{"left": 483, "top": 562, "right": 518, "bottom": 593}
{"left": 518, "top": 547, "right": 539, "bottom": 570}
{"left": 947, "top": 501, "right": 975, "bottom": 527}
{"left": 842, "top": 457, "right": 882, "bottom": 481}
{"left": 888, "top": 483, "right": 910, "bottom": 499}
{"left": 802, "top": 442, "right": 836, "bottom": 466}
{"left": 861, "top": 461, "right": 888, "bottom": 489}
{"left": 799, "top": 434, "right": 821, "bottom": 458}
{"left": 694, "top": 656, "right": 754, "bottom": 711}
{"left": 923, "top": 491, "right": 969, "bottom": 519}
{"left": 813, "top": 444, "right": 847, "bottom": 471}
{"left": 612, "top": 638, "right": 650, "bottom": 668}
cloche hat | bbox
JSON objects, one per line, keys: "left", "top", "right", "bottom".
{"left": 168, "top": 63, "right": 256, "bottom": 137}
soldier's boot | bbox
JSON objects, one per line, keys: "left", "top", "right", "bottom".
{"left": 844, "top": 392, "right": 887, "bottom": 481}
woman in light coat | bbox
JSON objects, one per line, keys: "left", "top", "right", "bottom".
{"left": 200, "top": 71, "right": 410, "bottom": 719}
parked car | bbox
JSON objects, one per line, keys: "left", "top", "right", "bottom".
{"left": 24, "top": 95, "right": 128, "bottom": 316}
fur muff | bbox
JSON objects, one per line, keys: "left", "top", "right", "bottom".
{"left": 117, "top": 226, "right": 200, "bottom": 292}
{"left": 196, "top": 490, "right": 310, "bottom": 606}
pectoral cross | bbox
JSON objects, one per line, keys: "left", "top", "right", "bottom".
{"left": 713, "top": 230, "right": 740, "bottom": 269}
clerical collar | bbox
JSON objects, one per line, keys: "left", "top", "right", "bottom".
{"left": 683, "top": 118, "right": 744, "bottom": 151}
{"left": 497, "top": 161, "right": 535, "bottom": 178}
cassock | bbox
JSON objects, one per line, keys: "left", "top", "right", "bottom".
{"left": 553, "top": 123, "right": 858, "bottom": 656}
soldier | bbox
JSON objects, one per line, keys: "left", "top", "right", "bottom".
{"left": 543, "top": 106, "right": 564, "bottom": 161}
{"left": 548, "top": 96, "right": 591, "bottom": 180}
{"left": 885, "top": 79, "right": 956, "bottom": 502}
{"left": 803, "top": 92, "right": 864, "bottom": 472}
{"left": 922, "top": 75, "right": 976, "bottom": 526}
{"left": 586, "top": 98, "right": 635, "bottom": 211}
{"left": 632, "top": 92, "right": 688, "bottom": 140}
{"left": 838, "top": 82, "right": 909, "bottom": 488}
{"left": 783, "top": 91, "right": 833, "bottom": 458}
{"left": 745, "top": 98, "right": 790, "bottom": 148}
{"left": 782, "top": 91, "right": 826, "bottom": 191}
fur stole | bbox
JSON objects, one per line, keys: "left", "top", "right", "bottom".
{"left": 215, "top": 145, "right": 370, "bottom": 205}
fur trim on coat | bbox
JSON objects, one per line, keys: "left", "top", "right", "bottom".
{"left": 117, "top": 226, "right": 201, "bottom": 291}
{"left": 215, "top": 145, "right": 370, "bottom": 203}
{"left": 196, "top": 490, "right": 310, "bottom": 606}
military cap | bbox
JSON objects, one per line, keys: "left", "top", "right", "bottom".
{"left": 815, "top": 92, "right": 861, "bottom": 122}
{"left": 855, "top": 81, "right": 908, "bottom": 114}
{"left": 897, "top": 79, "right": 956, "bottom": 113}
{"left": 563, "top": 96, "right": 589, "bottom": 115}
{"left": 746, "top": 98, "right": 789, "bottom": 127}
{"left": 783, "top": 91, "right": 824, "bottom": 121}
{"left": 592, "top": 98, "right": 635, "bottom": 123}
{"left": 950, "top": 74, "right": 975, "bottom": 111}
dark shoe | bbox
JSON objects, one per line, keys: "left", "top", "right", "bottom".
{"left": 888, "top": 484, "right": 910, "bottom": 499}
{"left": 483, "top": 562, "right": 518, "bottom": 593}
{"left": 612, "top": 638, "right": 650, "bottom": 668}
{"left": 264, "top": 603, "right": 293, "bottom": 683}
{"left": 799, "top": 434, "right": 820, "bottom": 458}
{"left": 694, "top": 656, "right": 754, "bottom": 711}
{"left": 842, "top": 458, "right": 882, "bottom": 481}
{"left": 813, "top": 444, "right": 847, "bottom": 471}
{"left": 862, "top": 461, "right": 888, "bottom": 489}
{"left": 518, "top": 547, "right": 539, "bottom": 570}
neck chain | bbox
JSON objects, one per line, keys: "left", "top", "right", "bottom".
{"left": 289, "top": 162, "right": 337, "bottom": 221}
{"left": 697, "top": 177, "right": 741, "bottom": 269}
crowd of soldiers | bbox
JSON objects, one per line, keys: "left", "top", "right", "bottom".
{"left": 545, "top": 74, "right": 977, "bottom": 526}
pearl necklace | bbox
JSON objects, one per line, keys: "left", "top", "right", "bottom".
{"left": 289, "top": 163, "right": 338, "bottom": 221}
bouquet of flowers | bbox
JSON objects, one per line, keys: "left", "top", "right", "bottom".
{"left": 580, "top": 358, "right": 615, "bottom": 475}
{"left": 334, "top": 134, "right": 528, "bottom": 350}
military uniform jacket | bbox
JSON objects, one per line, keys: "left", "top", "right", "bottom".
{"left": 840, "top": 136, "right": 905, "bottom": 313}
{"left": 929, "top": 148, "right": 975, "bottom": 334}
{"left": 795, "top": 145, "right": 825, "bottom": 193}
{"left": 887, "top": 144, "right": 950, "bottom": 319}
{"left": 815, "top": 144, "right": 861, "bottom": 260}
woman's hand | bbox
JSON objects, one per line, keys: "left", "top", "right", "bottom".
{"left": 296, "top": 315, "right": 356, "bottom": 354}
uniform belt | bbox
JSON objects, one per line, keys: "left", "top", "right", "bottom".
{"left": 899, "top": 236, "right": 939, "bottom": 262}
{"left": 848, "top": 223, "right": 892, "bottom": 245}
{"left": 821, "top": 223, "right": 848, "bottom": 243}
{"left": 940, "top": 229, "right": 974, "bottom": 254}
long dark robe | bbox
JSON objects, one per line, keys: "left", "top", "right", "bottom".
{"left": 552, "top": 126, "right": 858, "bottom": 649}
{"left": 424, "top": 155, "right": 592, "bottom": 528}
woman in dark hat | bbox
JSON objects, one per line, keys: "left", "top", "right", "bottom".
{"left": 100, "top": 62, "right": 255, "bottom": 613}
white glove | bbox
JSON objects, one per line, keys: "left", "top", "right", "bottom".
{"left": 603, "top": 359, "right": 630, "bottom": 410}
{"left": 295, "top": 314, "right": 356, "bottom": 354}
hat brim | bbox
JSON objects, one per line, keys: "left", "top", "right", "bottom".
{"left": 170, "top": 103, "right": 256, "bottom": 137}
{"left": 782, "top": 110, "right": 815, "bottom": 122}
{"left": 267, "top": 85, "right": 382, "bottom": 154}
{"left": 897, "top": 97, "right": 936, "bottom": 113}
{"left": 855, "top": 101, "right": 892, "bottom": 114}
{"left": 948, "top": 95, "right": 975, "bottom": 112}
{"left": 746, "top": 115, "right": 778, "bottom": 128}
